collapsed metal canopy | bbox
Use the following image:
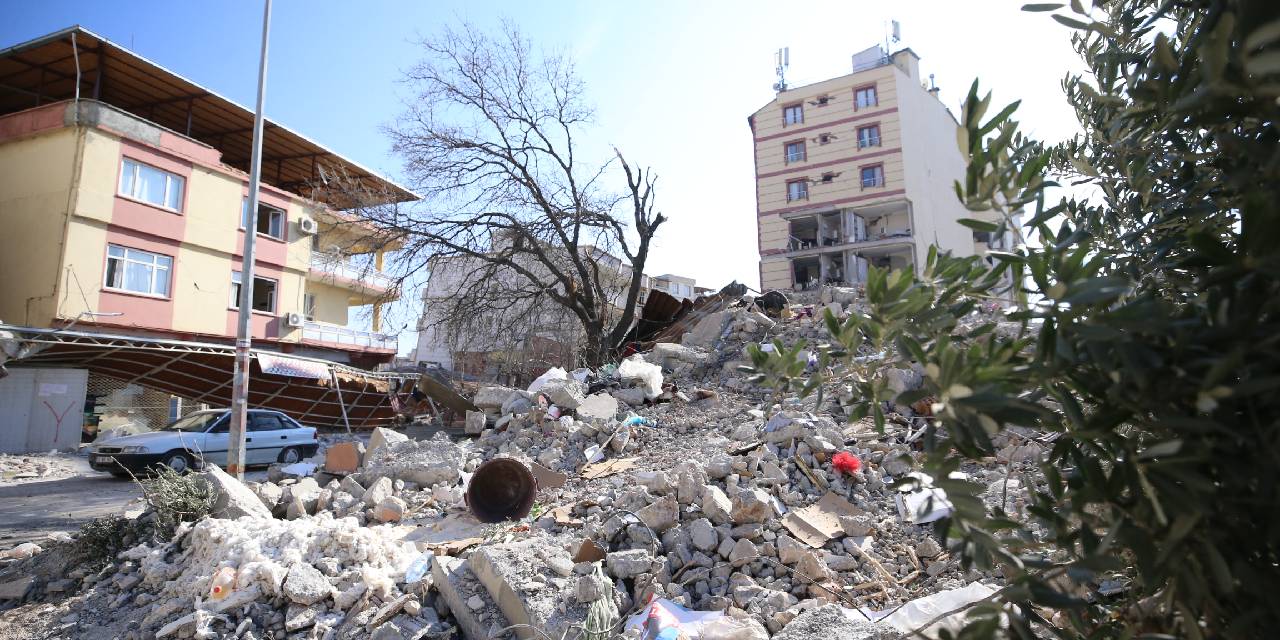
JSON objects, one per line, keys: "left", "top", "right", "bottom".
{"left": 0, "top": 325, "right": 416, "bottom": 430}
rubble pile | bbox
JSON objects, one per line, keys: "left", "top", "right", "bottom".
{"left": 0, "top": 452, "right": 83, "bottom": 485}
{"left": 0, "top": 286, "right": 1037, "bottom": 639}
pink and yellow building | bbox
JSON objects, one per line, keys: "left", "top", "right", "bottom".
{"left": 0, "top": 27, "right": 414, "bottom": 369}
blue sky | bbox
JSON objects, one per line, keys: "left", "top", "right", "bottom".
{"left": 4, "top": 1, "right": 1085, "bottom": 354}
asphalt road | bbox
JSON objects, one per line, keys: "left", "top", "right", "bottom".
{"left": 0, "top": 461, "right": 268, "bottom": 547}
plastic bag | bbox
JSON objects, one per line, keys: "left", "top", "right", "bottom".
{"left": 404, "top": 553, "right": 433, "bottom": 583}
{"left": 528, "top": 367, "right": 568, "bottom": 394}
{"left": 699, "top": 616, "right": 769, "bottom": 640}
{"left": 618, "top": 356, "right": 663, "bottom": 399}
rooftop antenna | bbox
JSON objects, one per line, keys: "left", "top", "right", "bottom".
{"left": 773, "top": 47, "right": 789, "bottom": 93}
{"left": 884, "top": 20, "right": 901, "bottom": 56}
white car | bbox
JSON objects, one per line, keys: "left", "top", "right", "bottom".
{"left": 89, "top": 409, "right": 319, "bottom": 475}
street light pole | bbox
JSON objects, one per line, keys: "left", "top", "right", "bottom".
{"left": 228, "top": 0, "right": 273, "bottom": 480}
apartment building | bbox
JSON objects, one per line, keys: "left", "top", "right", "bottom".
{"left": 0, "top": 27, "right": 414, "bottom": 371}
{"left": 750, "top": 45, "right": 1008, "bottom": 292}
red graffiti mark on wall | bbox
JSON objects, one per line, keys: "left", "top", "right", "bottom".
{"left": 43, "top": 400, "right": 75, "bottom": 444}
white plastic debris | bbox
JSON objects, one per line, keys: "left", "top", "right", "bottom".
{"left": 618, "top": 355, "right": 664, "bottom": 399}
{"left": 624, "top": 596, "right": 725, "bottom": 637}
{"left": 527, "top": 367, "right": 569, "bottom": 394}
{"left": 875, "top": 582, "right": 999, "bottom": 634}
{"left": 1, "top": 542, "right": 42, "bottom": 560}
{"left": 895, "top": 471, "right": 959, "bottom": 524}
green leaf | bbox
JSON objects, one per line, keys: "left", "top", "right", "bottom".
{"left": 1244, "top": 19, "right": 1280, "bottom": 52}
{"left": 1051, "top": 14, "right": 1091, "bottom": 29}
{"left": 1021, "top": 2, "right": 1064, "bottom": 10}
{"left": 957, "top": 218, "right": 1000, "bottom": 232}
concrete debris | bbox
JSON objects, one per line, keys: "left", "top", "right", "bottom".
{"left": 0, "top": 288, "right": 1028, "bottom": 640}
{"left": 361, "top": 436, "right": 463, "bottom": 487}
{"left": 0, "top": 451, "right": 81, "bottom": 485}
{"left": 202, "top": 464, "right": 273, "bottom": 520}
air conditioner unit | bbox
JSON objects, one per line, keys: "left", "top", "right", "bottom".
{"left": 284, "top": 312, "right": 306, "bottom": 328}
{"left": 297, "top": 216, "right": 319, "bottom": 235}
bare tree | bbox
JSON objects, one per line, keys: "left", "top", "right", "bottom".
{"left": 342, "top": 23, "right": 665, "bottom": 368}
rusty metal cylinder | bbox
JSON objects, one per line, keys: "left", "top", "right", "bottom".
{"left": 466, "top": 458, "right": 537, "bottom": 523}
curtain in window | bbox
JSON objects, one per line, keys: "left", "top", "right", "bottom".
{"left": 137, "top": 164, "right": 166, "bottom": 204}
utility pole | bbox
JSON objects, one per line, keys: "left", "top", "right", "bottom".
{"left": 228, "top": 0, "right": 273, "bottom": 480}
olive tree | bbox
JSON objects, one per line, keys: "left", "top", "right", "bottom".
{"left": 749, "top": 1, "right": 1280, "bottom": 637}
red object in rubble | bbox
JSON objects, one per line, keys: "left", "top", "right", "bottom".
{"left": 832, "top": 451, "right": 862, "bottom": 475}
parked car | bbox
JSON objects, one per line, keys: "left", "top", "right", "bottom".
{"left": 89, "top": 409, "right": 319, "bottom": 476}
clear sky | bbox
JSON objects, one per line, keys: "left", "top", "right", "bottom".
{"left": 4, "top": 0, "right": 1085, "bottom": 354}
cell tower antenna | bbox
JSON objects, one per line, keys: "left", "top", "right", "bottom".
{"left": 773, "top": 47, "right": 789, "bottom": 93}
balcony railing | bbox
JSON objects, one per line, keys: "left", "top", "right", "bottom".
{"left": 302, "top": 320, "right": 397, "bottom": 351}
{"left": 309, "top": 253, "right": 392, "bottom": 291}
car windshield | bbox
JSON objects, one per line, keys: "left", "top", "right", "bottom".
{"left": 164, "top": 412, "right": 223, "bottom": 432}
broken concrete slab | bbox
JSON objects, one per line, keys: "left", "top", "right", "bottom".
{"left": 772, "top": 604, "right": 893, "bottom": 640}
{"left": 431, "top": 555, "right": 511, "bottom": 640}
{"left": 541, "top": 379, "right": 587, "bottom": 410}
{"left": 362, "top": 437, "right": 463, "bottom": 487}
{"left": 470, "top": 536, "right": 604, "bottom": 640}
{"left": 577, "top": 393, "right": 619, "bottom": 421}
{"left": 202, "top": 464, "right": 272, "bottom": 520}
{"left": 473, "top": 385, "right": 519, "bottom": 410}
{"left": 464, "top": 410, "right": 487, "bottom": 435}
{"left": 366, "top": 427, "right": 408, "bottom": 461}
{"left": 782, "top": 492, "right": 863, "bottom": 548}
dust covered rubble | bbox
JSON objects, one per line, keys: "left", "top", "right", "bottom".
{"left": 0, "top": 288, "right": 1034, "bottom": 639}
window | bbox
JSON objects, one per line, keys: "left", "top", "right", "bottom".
{"left": 248, "top": 413, "right": 285, "bottom": 432}
{"left": 119, "top": 158, "right": 184, "bottom": 211}
{"left": 855, "top": 86, "right": 878, "bottom": 110}
{"left": 104, "top": 244, "right": 172, "bottom": 297}
{"left": 783, "top": 104, "right": 804, "bottom": 125}
{"left": 784, "top": 140, "right": 806, "bottom": 164}
{"left": 241, "top": 199, "right": 286, "bottom": 240}
{"left": 787, "top": 179, "right": 809, "bottom": 202}
{"left": 861, "top": 165, "right": 885, "bottom": 189}
{"left": 303, "top": 293, "right": 317, "bottom": 321}
{"left": 857, "top": 125, "right": 881, "bottom": 148}
{"left": 230, "top": 271, "right": 278, "bottom": 313}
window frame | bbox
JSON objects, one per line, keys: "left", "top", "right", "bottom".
{"left": 859, "top": 164, "right": 886, "bottom": 190}
{"left": 782, "top": 103, "right": 804, "bottom": 126}
{"left": 783, "top": 139, "right": 807, "bottom": 164}
{"left": 229, "top": 271, "right": 280, "bottom": 314}
{"left": 853, "top": 84, "right": 879, "bottom": 111}
{"left": 303, "top": 292, "right": 317, "bottom": 321}
{"left": 118, "top": 158, "right": 185, "bottom": 212}
{"left": 103, "top": 243, "right": 173, "bottom": 298}
{"left": 240, "top": 198, "right": 287, "bottom": 241}
{"left": 786, "top": 178, "right": 810, "bottom": 202}
{"left": 857, "top": 124, "right": 882, "bottom": 149}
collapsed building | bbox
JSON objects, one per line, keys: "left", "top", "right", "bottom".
{"left": 412, "top": 239, "right": 701, "bottom": 388}
{"left": 0, "top": 26, "right": 418, "bottom": 451}
{"left": 0, "top": 287, "right": 1044, "bottom": 639}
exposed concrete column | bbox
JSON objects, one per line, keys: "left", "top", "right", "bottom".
{"left": 372, "top": 249, "right": 385, "bottom": 332}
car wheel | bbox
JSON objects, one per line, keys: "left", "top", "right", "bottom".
{"left": 161, "top": 451, "right": 193, "bottom": 474}
{"left": 278, "top": 447, "right": 301, "bottom": 464}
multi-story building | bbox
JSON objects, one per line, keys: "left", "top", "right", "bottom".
{"left": 750, "top": 45, "right": 1008, "bottom": 292}
{"left": 0, "top": 26, "right": 413, "bottom": 370}
{"left": 0, "top": 27, "right": 418, "bottom": 450}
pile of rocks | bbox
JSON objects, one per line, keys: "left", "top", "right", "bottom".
{"left": 0, "top": 451, "right": 83, "bottom": 485}
{"left": 0, "top": 284, "right": 1039, "bottom": 639}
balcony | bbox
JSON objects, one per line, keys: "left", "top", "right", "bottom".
{"left": 302, "top": 320, "right": 397, "bottom": 351}
{"left": 308, "top": 252, "right": 395, "bottom": 300}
